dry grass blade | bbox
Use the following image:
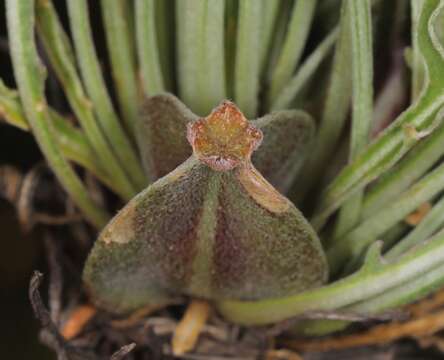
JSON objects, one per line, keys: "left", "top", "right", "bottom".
{"left": 417, "top": 335, "right": 444, "bottom": 353}
{"left": 407, "top": 287, "right": 444, "bottom": 316}
{"left": 110, "top": 343, "right": 137, "bottom": 360}
{"left": 266, "top": 349, "right": 303, "bottom": 360}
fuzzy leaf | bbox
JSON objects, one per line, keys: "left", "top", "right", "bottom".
{"left": 137, "top": 94, "right": 196, "bottom": 182}
{"left": 85, "top": 102, "right": 327, "bottom": 314}
{"left": 138, "top": 94, "right": 315, "bottom": 192}
{"left": 253, "top": 110, "right": 315, "bottom": 193}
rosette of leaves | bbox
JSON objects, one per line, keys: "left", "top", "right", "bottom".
{"left": 2, "top": 0, "right": 444, "bottom": 344}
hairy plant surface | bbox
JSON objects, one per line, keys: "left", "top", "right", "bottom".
{"left": 2, "top": 0, "right": 444, "bottom": 358}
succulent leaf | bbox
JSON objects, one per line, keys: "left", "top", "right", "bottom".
{"left": 253, "top": 110, "right": 315, "bottom": 193}
{"left": 85, "top": 101, "right": 327, "bottom": 314}
{"left": 137, "top": 94, "right": 196, "bottom": 181}
{"left": 138, "top": 94, "right": 315, "bottom": 192}
{"left": 187, "top": 100, "right": 263, "bottom": 171}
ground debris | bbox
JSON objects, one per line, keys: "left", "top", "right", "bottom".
{"left": 110, "top": 343, "right": 136, "bottom": 360}
{"left": 0, "top": 164, "right": 81, "bottom": 232}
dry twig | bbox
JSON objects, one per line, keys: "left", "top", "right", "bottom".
{"left": 407, "top": 287, "right": 444, "bottom": 316}
{"left": 0, "top": 165, "right": 82, "bottom": 231}
{"left": 110, "top": 343, "right": 137, "bottom": 360}
{"left": 45, "top": 232, "right": 64, "bottom": 325}
{"left": 29, "top": 271, "right": 70, "bottom": 360}
{"left": 281, "top": 307, "right": 444, "bottom": 352}
{"left": 266, "top": 349, "right": 303, "bottom": 360}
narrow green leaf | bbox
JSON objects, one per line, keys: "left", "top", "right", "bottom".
{"left": 35, "top": 0, "right": 137, "bottom": 200}
{"left": 176, "top": 0, "right": 204, "bottom": 114}
{"left": 327, "top": 161, "right": 444, "bottom": 274}
{"left": 270, "top": 28, "right": 338, "bottom": 111}
{"left": 6, "top": 0, "right": 109, "bottom": 228}
{"left": 268, "top": 0, "right": 318, "bottom": 104}
{"left": 176, "top": 0, "right": 225, "bottom": 116}
{"left": 386, "top": 194, "right": 444, "bottom": 259}
{"left": 100, "top": 0, "right": 139, "bottom": 137}
{"left": 263, "top": 0, "right": 293, "bottom": 83}
{"left": 149, "top": 0, "right": 226, "bottom": 116}
{"left": 202, "top": 0, "right": 227, "bottom": 110}
{"left": 0, "top": 79, "right": 124, "bottom": 200}
{"left": 154, "top": 0, "right": 175, "bottom": 91}
{"left": 224, "top": 0, "right": 238, "bottom": 100}
{"left": 362, "top": 109, "right": 444, "bottom": 218}
{"left": 312, "top": 0, "right": 444, "bottom": 230}
{"left": 49, "top": 112, "right": 118, "bottom": 193}
{"left": 380, "top": 222, "right": 409, "bottom": 250}
{"left": 294, "top": 4, "right": 352, "bottom": 202}
{"left": 334, "top": 0, "right": 374, "bottom": 238}
{"left": 135, "top": 0, "right": 165, "bottom": 95}
{"left": 0, "top": 79, "right": 29, "bottom": 130}
{"left": 259, "top": 0, "right": 280, "bottom": 72}
{"left": 344, "top": 0, "right": 374, "bottom": 164}
{"left": 176, "top": 0, "right": 226, "bottom": 115}
{"left": 67, "top": 0, "right": 147, "bottom": 191}
{"left": 411, "top": 0, "right": 427, "bottom": 100}
{"left": 234, "top": 0, "right": 261, "bottom": 118}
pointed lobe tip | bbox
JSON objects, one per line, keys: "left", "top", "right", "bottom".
{"left": 187, "top": 101, "right": 262, "bottom": 171}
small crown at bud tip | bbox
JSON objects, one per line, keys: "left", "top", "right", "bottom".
{"left": 187, "top": 101, "right": 263, "bottom": 171}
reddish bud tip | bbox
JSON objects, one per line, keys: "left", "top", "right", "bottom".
{"left": 187, "top": 101, "right": 263, "bottom": 171}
